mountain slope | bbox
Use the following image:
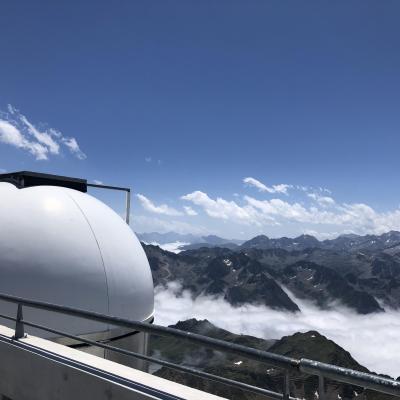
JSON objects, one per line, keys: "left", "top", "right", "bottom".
{"left": 144, "top": 242, "right": 391, "bottom": 313}
{"left": 150, "top": 319, "right": 394, "bottom": 400}
{"left": 145, "top": 244, "right": 299, "bottom": 312}
{"left": 280, "top": 261, "right": 383, "bottom": 314}
{"left": 241, "top": 231, "right": 400, "bottom": 254}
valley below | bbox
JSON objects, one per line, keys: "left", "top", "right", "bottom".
{"left": 141, "top": 231, "right": 400, "bottom": 389}
{"left": 149, "top": 318, "right": 398, "bottom": 400}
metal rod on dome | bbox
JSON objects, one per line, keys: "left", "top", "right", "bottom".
{"left": 87, "top": 183, "right": 131, "bottom": 225}
{"left": 125, "top": 190, "right": 131, "bottom": 225}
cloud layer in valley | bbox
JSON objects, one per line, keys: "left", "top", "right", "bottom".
{"left": 133, "top": 215, "right": 209, "bottom": 236}
{"left": 0, "top": 105, "right": 86, "bottom": 160}
{"left": 155, "top": 282, "right": 400, "bottom": 378}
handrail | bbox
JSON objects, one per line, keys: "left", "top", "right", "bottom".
{"left": 0, "top": 292, "right": 298, "bottom": 370}
{"left": 300, "top": 359, "right": 400, "bottom": 397}
{"left": 0, "top": 291, "right": 398, "bottom": 400}
{"left": 8, "top": 316, "right": 290, "bottom": 400}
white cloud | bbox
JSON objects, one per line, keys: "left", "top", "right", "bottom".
{"left": 336, "top": 203, "right": 400, "bottom": 234}
{"left": 156, "top": 241, "right": 189, "bottom": 253}
{"left": 0, "top": 120, "right": 27, "bottom": 147}
{"left": 181, "top": 188, "right": 400, "bottom": 237}
{"left": 19, "top": 114, "right": 60, "bottom": 155}
{"left": 137, "top": 194, "right": 183, "bottom": 216}
{"left": 0, "top": 120, "right": 48, "bottom": 160}
{"left": 93, "top": 180, "right": 103, "bottom": 185}
{"left": 155, "top": 282, "right": 400, "bottom": 378}
{"left": 181, "top": 190, "right": 270, "bottom": 226}
{"left": 245, "top": 195, "right": 400, "bottom": 234}
{"left": 243, "top": 177, "right": 291, "bottom": 194}
{"left": 184, "top": 206, "right": 198, "bottom": 216}
{"left": 296, "top": 185, "right": 310, "bottom": 192}
{"left": 296, "top": 185, "right": 333, "bottom": 195}
{"left": 61, "top": 137, "right": 86, "bottom": 160}
{"left": 245, "top": 196, "right": 320, "bottom": 222}
{"left": 133, "top": 215, "right": 208, "bottom": 235}
{"left": 145, "top": 157, "right": 152, "bottom": 162}
{"left": 302, "top": 229, "right": 343, "bottom": 240}
{"left": 319, "top": 187, "right": 332, "bottom": 194}
{"left": 0, "top": 105, "right": 86, "bottom": 160}
{"left": 307, "top": 193, "right": 335, "bottom": 206}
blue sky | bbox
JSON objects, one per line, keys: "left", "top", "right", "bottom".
{"left": 1, "top": 1, "right": 400, "bottom": 239}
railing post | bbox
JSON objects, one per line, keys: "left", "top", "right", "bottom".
{"left": 283, "top": 370, "right": 290, "bottom": 400}
{"left": 13, "top": 304, "right": 25, "bottom": 340}
{"left": 318, "top": 375, "right": 326, "bottom": 400}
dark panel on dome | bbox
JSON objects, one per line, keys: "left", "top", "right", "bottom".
{"left": 0, "top": 171, "right": 87, "bottom": 192}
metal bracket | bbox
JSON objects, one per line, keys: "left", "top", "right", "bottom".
{"left": 125, "top": 190, "right": 131, "bottom": 225}
{"left": 283, "top": 370, "right": 290, "bottom": 400}
{"left": 13, "top": 304, "right": 26, "bottom": 340}
{"left": 87, "top": 183, "right": 131, "bottom": 225}
{"left": 319, "top": 375, "right": 326, "bottom": 400}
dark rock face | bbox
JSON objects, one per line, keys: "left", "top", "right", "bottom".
{"left": 150, "top": 319, "right": 393, "bottom": 400}
{"left": 205, "top": 258, "right": 231, "bottom": 279}
{"left": 241, "top": 231, "right": 400, "bottom": 254}
{"left": 225, "top": 274, "right": 300, "bottom": 312}
{"left": 268, "top": 330, "right": 367, "bottom": 370}
{"left": 241, "top": 234, "right": 321, "bottom": 251}
{"left": 144, "top": 231, "right": 400, "bottom": 313}
{"left": 144, "top": 233, "right": 400, "bottom": 398}
{"left": 281, "top": 261, "right": 383, "bottom": 314}
{"left": 145, "top": 244, "right": 300, "bottom": 312}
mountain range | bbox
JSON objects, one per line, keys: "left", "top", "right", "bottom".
{"left": 240, "top": 231, "right": 400, "bottom": 253}
{"left": 136, "top": 231, "right": 243, "bottom": 248}
{"left": 139, "top": 230, "right": 400, "bottom": 253}
{"left": 143, "top": 230, "right": 400, "bottom": 314}
{"left": 149, "top": 319, "right": 396, "bottom": 400}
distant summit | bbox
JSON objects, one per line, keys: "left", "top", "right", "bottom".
{"left": 136, "top": 231, "right": 243, "bottom": 251}
{"left": 241, "top": 231, "right": 400, "bottom": 253}
{"left": 139, "top": 230, "right": 400, "bottom": 253}
{"left": 241, "top": 234, "right": 320, "bottom": 250}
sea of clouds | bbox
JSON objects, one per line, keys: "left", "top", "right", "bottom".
{"left": 149, "top": 241, "right": 188, "bottom": 253}
{"left": 154, "top": 282, "right": 400, "bottom": 378}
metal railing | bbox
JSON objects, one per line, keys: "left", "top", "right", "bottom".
{"left": 87, "top": 182, "right": 131, "bottom": 225}
{"left": 0, "top": 292, "right": 398, "bottom": 400}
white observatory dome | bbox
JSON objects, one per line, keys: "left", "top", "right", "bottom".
{"left": 0, "top": 182, "right": 154, "bottom": 339}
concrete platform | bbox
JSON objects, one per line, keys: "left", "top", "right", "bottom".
{"left": 0, "top": 325, "right": 226, "bottom": 400}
